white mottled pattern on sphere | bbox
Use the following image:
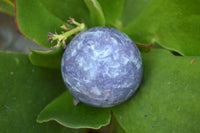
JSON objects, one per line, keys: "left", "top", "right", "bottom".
{"left": 61, "top": 27, "right": 143, "bottom": 107}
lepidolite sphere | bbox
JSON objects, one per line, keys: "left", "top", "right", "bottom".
{"left": 61, "top": 27, "right": 143, "bottom": 107}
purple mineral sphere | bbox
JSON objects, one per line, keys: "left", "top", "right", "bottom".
{"left": 61, "top": 27, "right": 143, "bottom": 107}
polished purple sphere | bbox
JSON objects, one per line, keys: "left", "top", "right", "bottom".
{"left": 61, "top": 27, "right": 143, "bottom": 107}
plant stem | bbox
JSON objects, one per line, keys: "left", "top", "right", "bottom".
{"left": 52, "top": 23, "right": 85, "bottom": 41}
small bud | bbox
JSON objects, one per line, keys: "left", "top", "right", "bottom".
{"left": 60, "top": 24, "right": 70, "bottom": 31}
{"left": 62, "top": 39, "right": 67, "bottom": 48}
{"left": 73, "top": 97, "right": 80, "bottom": 106}
{"left": 68, "top": 17, "right": 74, "bottom": 24}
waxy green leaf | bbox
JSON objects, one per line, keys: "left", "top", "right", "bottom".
{"left": 39, "top": 0, "right": 91, "bottom": 26}
{"left": 29, "top": 44, "right": 64, "bottom": 69}
{"left": 98, "top": 0, "right": 125, "bottom": 29}
{"left": 0, "top": 51, "right": 84, "bottom": 133}
{"left": 122, "top": 0, "right": 200, "bottom": 56}
{"left": 15, "top": 0, "right": 91, "bottom": 48}
{"left": 84, "top": 0, "right": 105, "bottom": 26}
{"left": 121, "top": 0, "right": 153, "bottom": 26}
{"left": 37, "top": 91, "right": 111, "bottom": 129}
{"left": 113, "top": 49, "right": 200, "bottom": 133}
{"left": 15, "top": 0, "right": 64, "bottom": 48}
{"left": 0, "top": 0, "right": 14, "bottom": 15}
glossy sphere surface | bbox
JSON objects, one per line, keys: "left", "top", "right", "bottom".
{"left": 61, "top": 27, "right": 143, "bottom": 107}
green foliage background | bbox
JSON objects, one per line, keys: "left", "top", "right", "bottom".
{"left": 0, "top": 0, "right": 200, "bottom": 133}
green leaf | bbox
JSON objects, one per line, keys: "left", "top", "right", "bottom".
{"left": 112, "top": 49, "right": 200, "bottom": 133}
{"left": 15, "top": 0, "right": 90, "bottom": 48}
{"left": 39, "top": 0, "right": 91, "bottom": 27}
{"left": 98, "top": 0, "right": 125, "bottom": 29}
{"left": 29, "top": 44, "right": 64, "bottom": 69}
{"left": 110, "top": 115, "right": 126, "bottom": 133}
{"left": 122, "top": 0, "right": 200, "bottom": 56}
{"left": 121, "top": 0, "right": 153, "bottom": 26}
{"left": 0, "top": 0, "right": 14, "bottom": 16}
{"left": 0, "top": 51, "right": 84, "bottom": 133}
{"left": 84, "top": 0, "right": 105, "bottom": 26}
{"left": 37, "top": 91, "right": 111, "bottom": 129}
